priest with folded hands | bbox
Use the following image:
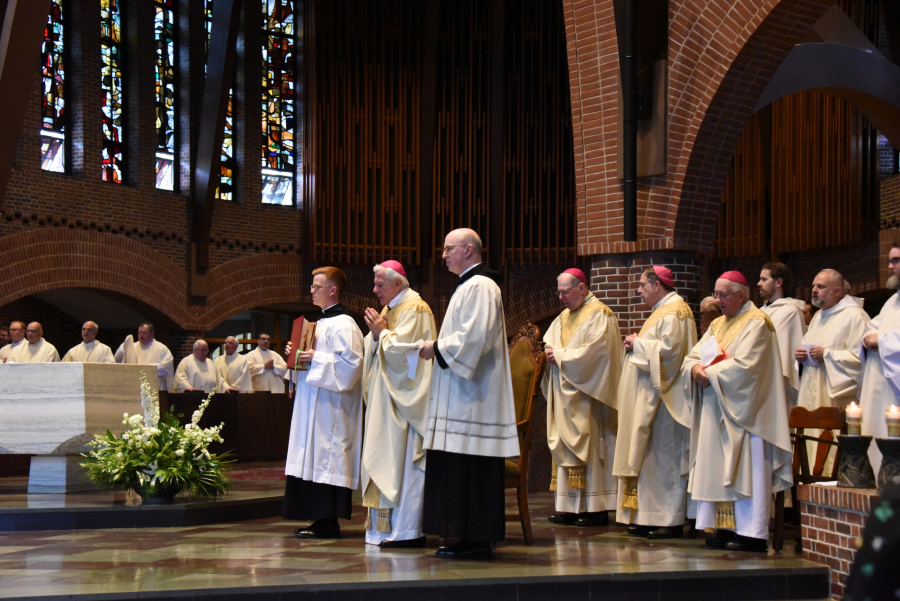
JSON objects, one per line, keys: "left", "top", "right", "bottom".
{"left": 246, "top": 333, "right": 287, "bottom": 392}
{"left": 62, "top": 321, "right": 116, "bottom": 363}
{"left": 214, "top": 336, "right": 254, "bottom": 392}
{"left": 174, "top": 339, "right": 224, "bottom": 394}
{"left": 8, "top": 322, "right": 59, "bottom": 363}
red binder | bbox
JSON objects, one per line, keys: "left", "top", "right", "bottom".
{"left": 286, "top": 316, "right": 317, "bottom": 371}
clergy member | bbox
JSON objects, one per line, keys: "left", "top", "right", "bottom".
{"left": 682, "top": 271, "right": 792, "bottom": 553}
{"left": 214, "top": 336, "right": 254, "bottom": 393}
{"left": 0, "top": 321, "right": 26, "bottom": 362}
{"left": 758, "top": 262, "right": 806, "bottom": 407}
{"left": 360, "top": 260, "right": 436, "bottom": 548}
{"left": 8, "top": 322, "right": 60, "bottom": 363}
{"left": 174, "top": 339, "right": 224, "bottom": 393}
{"left": 542, "top": 267, "right": 621, "bottom": 528}
{"left": 803, "top": 303, "right": 814, "bottom": 327}
{"left": 246, "top": 333, "right": 287, "bottom": 392}
{"left": 283, "top": 267, "right": 364, "bottom": 540}
{"left": 418, "top": 228, "right": 519, "bottom": 560}
{"left": 844, "top": 279, "right": 865, "bottom": 308}
{"left": 61, "top": 321, "right": 116, "bottom": 363}
{"left": 859, "top": 244, "right": 900, "bottom": 473}
{"left": 699, "top": 296, "right": 721, "bottom": 337}
{"left": 115, "top": 323, "right": 175, "bottom": 391}
{"left": 0, "top": 326, "right": 8, "bottom": 347}
{"left": 614, "top": 266, "right": 696, "bottom": 539}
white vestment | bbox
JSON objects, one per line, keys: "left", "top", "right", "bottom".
{"left": 214, "top": 352, "right": 254, "bottom": 392}
{"left": 760, "top": 297, "right": 807, "bottom": 407}
{"left": 246, "top": 348, "right": 287, "bottom": 392}
{"left": 614, "top": 292, "right": 697, "bottom": 526}
{"left": 285, "top": 310, "right": 364, "bottom": 489}
{"left": 859, "top": 291, "right": 900, "bottom": 473}
{"left": 8, "top": 339, "right": 60, "bottom": 363}
{"left": 542, "top": 294, "right": 621, "bottom": 513}
{"left": 174, "top": 356, "right": 225, "bottom": 394}
{"left": 115, "top": 339, "right": 175, "bottom": 391}
{"left": 0, "top": 340, "right": 24, "bottom": 362}
{"left": 61, "top": 340, "right": 116, "bottom": 364}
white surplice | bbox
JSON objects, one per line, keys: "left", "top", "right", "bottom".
{"left": 246, "top": 347, "right": 287, "bottom": 393}
{"left": 760, "top": 297, "right": 807, "bottom": 407}
{"left": 859, "top": 291, "right": 900, "bottom": 473}
{"left": 8, "top": 339, "right": 60, "bottom": 363}
{"left": 174, "top": 356, "right": 225, "bottom": 394}
{"left": 214, "top": 352, "right": 254, "bottom": 392}
{"left": 285, "top": 311, "right": 364, "bottom": 489}
{"left": 0, "top": 340, "right": 24, "bottom": 362}
{"left": 61, "top": 340, "right": 116, "bottom": 364}
{"left": 115, "top": 339, "right": 175, "bottom": 391}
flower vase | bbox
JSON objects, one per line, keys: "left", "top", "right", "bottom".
{"left": 131, "top": 482, "right": 182, "bottom": 505}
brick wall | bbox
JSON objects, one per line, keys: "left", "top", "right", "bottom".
{"left": 882, "top": 174, "right": 900, "bottom": 228}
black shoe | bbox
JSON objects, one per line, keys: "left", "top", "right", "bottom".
{"left": 435, "top": 539, "right": 492, "bottom": 559}
{"left": 548, "top": 512, "right": 578, "bottom": 525}
{"left": 575, "top": 512, "right": 609, "bottom": 527}
{"left": 379, "top": 536, "right": 427, "bottom": 549}
{"left": 626, "top": 524, "right": 652, "bottom": 536}
{"left": 294, "top": 519, "right": 341, "bottom": 539}
{"left": 646, "top": 526, "right": 684, "bottom": 540}
{"left": 704, "top": 529, "right": 737, "bottom": 548}
{"left": 723, "top": 534, "right": 768, "bottom": 553}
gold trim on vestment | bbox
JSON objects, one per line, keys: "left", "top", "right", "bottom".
{"left": 376, "top": 509, "right": 392, "bottom": 533}
{"left": 362, "top": 479, "right": 382, "bottom": 508}
{"left": 549, "top": 460, "right": 558, "bottom": 492}
{"left": 621, "top": 476, "right": 638, "bottom": 510}
{"left": 714, "top": 501, "right": 736, "bottom": 530}
{"left": 384, "top": 297, "right": 433, "bottom": 330}
{"left": 567, "top": 466, "right": 586, "bottom": 490}
{"left": 560, "top": 297, "right": 614, "bottom": 347}
{"left": 708, "top": 306, "right": 775, "bottom": 353}
{"left": 638, "top": 300, "right": 694, "bottom": 337}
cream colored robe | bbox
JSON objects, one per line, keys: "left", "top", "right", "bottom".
{"left": 0, "top": 340, "right": 24, "bottom": 362}
{"left": 614, "top": 292, "right": 696, "bottom": 527}
{"left": 361, "top": 287, "right": 435, "bottom": 542}
{"left": 246, "top": 347, "right": 287, "bottom": 392}
{"left": 542, "top": 294, "right": 621, "bottom": 513}
{"left": 682, "top": 302, "right": 793, "bottom": 533}
{"left": 174, "top": 356, "right": 225, "bottom": 394}
{"left": 859, "top": 291, "right": 900, "bottom": 473}
{"left": 214, "top": 352, "right": 254, "bottom": 392}
{"left": 115, "top": 339, "right": 175, "bottom": 392}
{"left": 760, "top": 297, "right": 807, "bottom": 407}
{"left": 9, "top": 339, "right": 60, "bottom": 363}
{"left": 61, "top": 341, "right": 116, "bottom": 364}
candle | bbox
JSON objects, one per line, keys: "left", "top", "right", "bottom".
{"left": 846, "top": 402, "right": 862, "bottom": 435}
{"left": 886, "top": 405, "right": 900, "bottom": 438}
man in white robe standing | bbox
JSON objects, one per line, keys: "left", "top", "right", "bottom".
{"left": 542, "top": 267, "right": 620, "bottom": 528}
{"left": 758, "top": 262, "right": 806, "bottom": 407}
{"left": 418, "top": 228, "right": 519, "bottom": 559}
{"left": 614, "top": 266, "right": 697, "bottom": 538}
{"left": 682, "top": 271, "right": 793, "bottom": 553}
{"left": 214, "top": 336, "right": 254, "bottom": 392}
{"left": 246, "top": 333, "right": 287, "bottom": 393}
{"left": 283, "top": 267, "right": 364, "bottom": 539}
{"left": 115, "top": 323, "right": 175, "bottom": 391}
{"left": 9, "top": 322, "right": 60, "bottom": 363}
{"left": 0, "top": 321, "right": 26, "bottom": 362}
{"left": 62, "top": 322, "right": 116, "bottom": 363}
{"left": 860, "top": 243, "right": 900, "bottom": 473}
{"left": 360, "top": 260, "right": 435, "bottom": 548}
{"left": 174, "top": 339, "right": 224, "bottom": 393}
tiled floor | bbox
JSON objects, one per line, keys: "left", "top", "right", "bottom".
{"left": 0, "top": 480, "right": 824, "bottom": 600}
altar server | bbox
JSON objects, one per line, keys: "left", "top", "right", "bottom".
{"left": 361, "top": 260, "right": 436, "bottom": 548}
{"left": 682, "top": 271, "right": 792, "bottom": 553}
{"left": 758, "top": 263, "right": 806, "bottom": 407}
{"left": 174, "top": 339, "right": 224, "bottom": 393}
{"left": 115, "top": 323, "right": 175, "bottom": 391}
{"left": 418, "top": 228, "right": 518, "bottom": 560}
{"left": 614, "top": 266, "right": 696, "bottom": 538}
{"left": 8, "top": 322, "right": 59, "bottom": 363}
{"left": 62, "top": 321, "right": 116, "bottom": 364}
{"left": 0, "top": 321, "right": 26, "bottom": 362}
{"left": 246, "top": 333, "right": 287, "bottom": 392}
{"left": 543, "top": 267, "right": 621, "bottom": 527}
{"left": 214, "top": 336, "right": 253, "bottom": 393}
{"left": 283, "top": 267, "right": 364, "bottom": 540}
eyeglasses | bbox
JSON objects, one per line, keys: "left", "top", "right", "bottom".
{"left": 556, "top": 286, "right": 578, "bottom": 295}
{"left": 310, "top": 284, "right": 333, "bottom": 292}
{"left": 442, "top": 244, "right": 467, "bottom": 253}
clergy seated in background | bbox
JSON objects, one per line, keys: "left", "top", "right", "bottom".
{"left": 614, "top": 266, "right": 697, "bottom": 539}
{"left": 796, "top": 269, "right": 869, "bottom": 474}
{"left": 418, "top": 228, "right": 519, "bottom": 560}
{"left": 758, "top": 263, "right": 806, "bottom": 407}
{"left": 246, "top": 333, "right": 287, "bottom": 392}
{"left": 682, "top": 271, "right": 793, "bottom": 553}
{"left": 62, "top": 321, "right": 116, "bottom": 363}
{"left": 360, "top": 260, "right": 436, "bottom": 548}
{"left": 0, "top": 321, "right": 26, "bottom": 362}
{"left": 283, "top": 267, "right": 364, "bottom": 540}
{"left": 115, "top": 323, "right": 175, "bottom": 391}
{"left": 860, "top": 244, "right": 900, "bottom": 473}
{"left": 803, "top": 302, "right": 814, "bottom": 327}
{"left": 214, "top": 336, "right": 253, "bottom": 393}
{"left": 698, "top": 296, "right": 722, "bottom": 337}
{"left": 8, "top": 322, "right": 60, "bottom": 363}
{"left": 174, "top": 339, "right": 224, "bottom": 394}
{"left": 542, "top": 267, "right": 621, "bottom": 528}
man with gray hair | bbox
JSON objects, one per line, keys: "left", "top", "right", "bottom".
{"left": 214, "top": 336, "right": 254, "bottom": 392}
{"left": 174, "top": 339, "right": 224, "bottom": 394}
{"left": 62, "top": 321, "right": 115, "bottom": 363}
{"left": 8, "top": 322, "right": 60, "bottom": 363}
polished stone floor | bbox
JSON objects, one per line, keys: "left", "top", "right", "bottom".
{"left": 0, "top": 479, "right": 823, "bottom": 600}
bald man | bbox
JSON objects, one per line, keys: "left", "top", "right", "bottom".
{"left": 174, "top": 340, "right": 225, "bottom": 394}
{"left": 8, "top": 322, "right": 59, "bottom": 363}
{"left": 0, "top": 321, "right": 26, "bottom": 362}
{"left": 62, "top": 322, "right": 116, "bottom": 363}
{"left": 214, "top": 336, "right": 254, "bottom": 392}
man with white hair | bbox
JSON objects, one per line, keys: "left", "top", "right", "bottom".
{"left": 698, "top": 297, "right": 721, "bottom": 337}
{"left": 542, "top": 267, "right": 621, "bottom": 528}
{"left": 115, "top": 323, "right": 175, "bottom": 391}
{"left": 758, "top": 262, "right": 806, "bottom": 407}
{"left": 62, "top": 321, "right": 116, "bottom": 363}
{"left": 681, "top": 271, "right": 792, "bottom": 553}
{"left": 246, "top": 333, "right": 287, "bottom": 392}
{"left": 214, "top": 336, "right": 254, "bottom": 392}
{"left": 174, "top": 339, "right": 224, "bottom": 394}
{"left": 360, "top": 260, "right": 436, "bottom": 548}
{"left": 8, "top": 322, "right": 60, "bottom": 363}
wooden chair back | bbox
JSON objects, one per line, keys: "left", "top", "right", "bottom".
{"left": 789, "top": 406, "right": 845, "bottom": 483}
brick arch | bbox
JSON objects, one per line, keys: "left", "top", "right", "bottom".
{"left": 0, "top": 229, "right": 194, "bottom": 327}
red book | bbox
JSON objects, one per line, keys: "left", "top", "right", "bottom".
{"left": 286, "top": 316, "right": 317, "bottom": 371}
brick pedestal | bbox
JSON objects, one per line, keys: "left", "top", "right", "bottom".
{"left": 798, "top": 484, "right": 879, "bottom": 599}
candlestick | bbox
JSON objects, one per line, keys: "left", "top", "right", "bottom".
{"left": 846, "top": 402, "right": 862, "bottom": 435}
{"left": 886, "top": 405, "right": 900, "bottom": 438}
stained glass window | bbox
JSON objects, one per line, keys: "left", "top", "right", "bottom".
{"left": 204, "top": 0, "right": 235, "bottom": 201}
{"left": 100, "top": 0, "right": 124, "bottom": 183}
{"left": 262, "top": 0, "right": 295, "bottom": 206}
{"left": 155, "top": 0, "right": 176, "bottom": 191}
{"left": 41, "top": 0, "right": 66, "bottom": 173}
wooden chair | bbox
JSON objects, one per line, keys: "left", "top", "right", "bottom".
{"left": 773, "top": 406, "right": 845, "bottom": 552}
{"left": 504, "top": 324, "right": 546, "bottom": 545}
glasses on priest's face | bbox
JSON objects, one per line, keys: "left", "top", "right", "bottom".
{"left": 556, "top": 285, "right": 579, "bottom": 297}
{"left": 442, "top": 244, "right": 467, "bottom": 256}
{"left": 310, "top": 284, "right": 332, "bottom": 293}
